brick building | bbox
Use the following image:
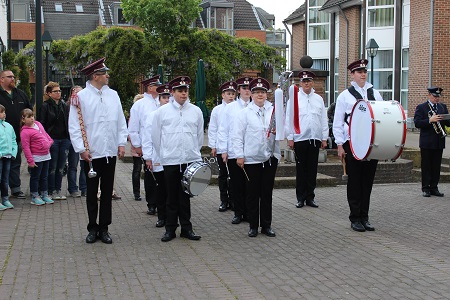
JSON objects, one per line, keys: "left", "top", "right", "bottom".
{"left": 284, "top": 0, "right": 449, "bottom": 118}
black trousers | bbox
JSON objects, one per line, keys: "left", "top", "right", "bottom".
{"left": 131, "top": 157, "right": 142, "bottom": 196}
{"left": 294, "top": 140, "right": 320, "bottom": 202}
{"left": 227, "top": 158, "right": 247, "bottom": 218}
{"left": 420, "top": 148, "right": 443, "bottom": 191}
{"left": 163, "top": 164, "right": 192, "bottom": 233}
{"left": 216, "top": 154, "right": 232, "bottom": 204}
{"left": 83, "top": 157, "right": 116, "bottom": 233}
{"left": 153, "top": 171, "right": 167, "bottom": 221}
{"left": 244, "top": 157, "right": 278, "bottom": 229}
{"left": 143, "top": 164, "right": 157, "bottom": 209}
{"left": 343, "top": 142, "right": 378, "bottom": 223}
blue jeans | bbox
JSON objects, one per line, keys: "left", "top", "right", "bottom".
{"left": 9, "top": 144, "right": 22, "bottom": 194}
{"left": 30, "top": 160, "right": 50, "bottom": 196}
{"left": 48, "top": 139, "right": 71, "bottom": 193}
{"left": 67, "top": 144, "right": 87, "bottom": 193}
{"left": 0, "top": 157, "right": 11, "bottom": 198}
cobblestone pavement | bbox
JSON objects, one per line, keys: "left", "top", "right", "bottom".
{"left": 1, "top": 156, "right": 450, "bottom": 300}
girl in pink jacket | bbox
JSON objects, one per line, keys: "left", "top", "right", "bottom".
{"left": 20, "top": 109, "right": 54, "bottom": 205}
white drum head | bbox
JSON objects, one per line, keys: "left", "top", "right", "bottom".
{"left": 349, "top": 100, "right": 374, "bottom": 160}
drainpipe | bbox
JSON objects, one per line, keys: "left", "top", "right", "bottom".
{"left": 283, "top": 21, "right": 293, "bottom": 71}
{"left": 338, "top": 4, "right": 349, "bottom": 87}
{"left": 429, "top": 0, "right": 434, "bottom": 85}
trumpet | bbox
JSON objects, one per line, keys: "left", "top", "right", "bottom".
{"left": 428, "top": 102, "right": 447, "bottom": 138}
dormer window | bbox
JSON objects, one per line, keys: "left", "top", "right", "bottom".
{"left": 55, "top": 3, "right": 63, "bottom": 12}
{"left": 200, "top": 2, "right": 234, "bottom": 35}
{"left": 75, "top": 4, "right": 84, "bottom": 13}
{"left": 111, "top": 2, "right": 133, "bottom": 26}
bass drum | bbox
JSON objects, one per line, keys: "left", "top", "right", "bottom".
{"left": 349, "top": 100, "right": 407, "bottom": 161}
{"left": 181, "top": 161, "right": 212, "bottom": 196}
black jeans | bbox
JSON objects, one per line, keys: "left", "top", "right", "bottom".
{"left": 343, "top": 142, "right": 378, "bottom": 222}
{"left": 244, "top": 157, "right": 278, "bottom": 229}
{"left": 132, "top": 157, "right": 142, "bottom": 196}
{"left": 163, "top": 164, "right": 192, "bottom": 233}
{"left": 83, "top": 157, "right": 116, "bottom": 233}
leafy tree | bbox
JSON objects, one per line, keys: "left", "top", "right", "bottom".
{"left": 1, "top": 50, "right": 31, "bottom": 99}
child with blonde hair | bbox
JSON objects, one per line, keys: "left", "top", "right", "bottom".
{"left": 0, "top": 104, "right": 18, "bottom": 210}
{"left": 20, "top": 109, "right": 54, "bottom": 205}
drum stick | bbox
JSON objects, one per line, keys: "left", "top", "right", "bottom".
{"left": 225, "top": 162, "right": 231, "bottom": 180}
{"left": 242, "top": 167, "right": 250, "bottom": 181}
{"left": 341, "top": 155, "right": 348, "bottom": 181}
{"left": 142, "top": 157, "right": 158, "bottom": 186}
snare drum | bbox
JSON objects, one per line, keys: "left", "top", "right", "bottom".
{"left": 181, "top": 161, "right": 212, "bottom": 196}
{"left": 349, "top": 100, "right": 406, "bottom": 161}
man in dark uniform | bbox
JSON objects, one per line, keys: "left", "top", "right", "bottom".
{"left": 414, "top": 87, "right": 449, "bottom": 197}
{"left": 0, "top": 70, "right": 32, "bottom": 199}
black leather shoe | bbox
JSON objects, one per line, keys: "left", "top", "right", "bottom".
{"left": 231, "top": 216, "right": 242, "bottom": 224}
{"left": 430, "top": 189, "right": 444, "bottom": 197}
{"left": 218, "top": 202, "right": 228, "bottom": 212}
{"left": 361, "top": 221, "right": 375, "bottom": 231}
{"left": 85, "top": 231, "right": 98, "bottom": 243}
{"left": 261, "top": 227, "right": 276, "bottom": 237}
{"left": 180, "top": 230, "right": 201, "bottom": 240}
{"left": 228, "top": 202, "right": 235, "bottom": 211}
{"left": 295, "top": 201, "right": 304, "bottom": 208}
{"left": 147, "top": 207, "right": 156, "bottom": 215}
{"left": 155, "top": 219, "right": 166, "bottom": 227}
{"left": 306, "top": 200, "right": 319, "bottom": 208}
{"left": 351, "top": 221, "right": 366, "bottom": 232}
{"left": 161, "top": 232, "right": 176, "bottom": 242}
{"left": 422, "top": 190, "right": 431, "bottom": 197}
{"left": 99, "top": 232, "right": 112, "bottom": 244}
{"left": 134, "top": 195, "right": 142, "bottom": 201}
{"left": 248, "top": 228, "right": 258, "bottom": 237}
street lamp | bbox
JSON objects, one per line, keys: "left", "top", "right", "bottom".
{"left": 0, "top": 37, "right": 6, "bottom": 69}
{"left": 42, "top": 30, "right": 53, "bottom": 83}
{"left": 366, "top": 38, "right": 379, "bottom": 85}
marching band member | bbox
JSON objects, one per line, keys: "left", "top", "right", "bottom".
{"left": 333, "top": 59, "right": 383, "bottom": 232}
{"left": 232, "top": 77, "right": 280, "bottom": 237}
{"left": 208, "top": 81, "right": 237, "bottom": 212}
{"left": 128, "top": 75, "right": 161, "bottom": 215}
{"left": 69, "top": 58, "right": 128, "bottom": 244}
{"left": 414, "top": 86, "right": 449, "bottom": 197}
{"left": 151, "top": 76, "right": 203, "bottom": 242}
{"left": 142, "top": 84, "right": 171, "bottom": 228}
{"left": 286, "top": 71, "right": 328, "bottom": 208}
{"left": 217, "top": 77, "right": 252, "bottom": 224}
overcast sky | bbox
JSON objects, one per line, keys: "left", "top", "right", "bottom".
{"left": 247, "top": 0, "right": 305, "bottom": 30}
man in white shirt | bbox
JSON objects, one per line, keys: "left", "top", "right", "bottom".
{"left": 333, "top": 59, "right": 383, "bottom": 232}
{"left": 286, "top": 71, "right": 328, "bottom": 208}
{"left": 208, "top": 81, "right": 237, "bottom": 212}
{"left": 232, "top": 77, "right": 280, "bottom": 237}
{"left": 128, "top": 75, "right": 161, "bottom": 215}
{"left": 68, "top": 57, "right": 128, "bottom": 244}
{"left": 217, "top": 77, "right": 252, "bottom": 225}
{"left": 142, "top": 84, "right": 171, "bottom": 228}
{"left": 151, "top": 76, "right": 203, "bottom": 242}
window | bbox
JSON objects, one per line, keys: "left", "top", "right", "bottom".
{"left": 368, "top": 0, "right": 394, "bottom": 27}
{"left": 12, "top": 4, "right": 27, "bottom": 21}
{"left": 208, "top": 6, "right": 233, "bottom": 35}
{"left": 55, "top": 3, "right": 63, "bottom": 12}
{"left": 75, "top": 4, "right": 84, "bottom": 13}
{"left": 369, "top": 50, "right": 393, "bottom": 99}
{"left": 400, "top": 48, "right": 409, "bottom": 109}
{"left": 308, "top": 0, "right": 329, "bottom": 40}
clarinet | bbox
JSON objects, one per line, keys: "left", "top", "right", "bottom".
{"left": 427, "top": 102, "right": 447, "bottom": 138}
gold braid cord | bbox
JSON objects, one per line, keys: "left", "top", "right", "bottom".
{"left": 76, "top": 105, "right": 90, "bottom": 153}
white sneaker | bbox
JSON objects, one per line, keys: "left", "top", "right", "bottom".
{"left": 57, "top": 191, "right": 67, "bottom": 200}
{"left": 70, "top": 191, "right": 81, "bottom": 198}
{"left": 51, "top": 191, "right": 61, "bottom": 200}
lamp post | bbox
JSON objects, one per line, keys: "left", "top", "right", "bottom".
{"left": 42, "top": 30, "right": 53, "bottom": 83}
{"left": 365, "top": 38, "right": 379, "bottom": 85}
{"left": 0, "top": 37, "right": 5, "bottom": 69}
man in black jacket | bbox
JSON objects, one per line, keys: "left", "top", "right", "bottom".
{"left": 414, "top": 86, "right": 449, "bottom": 197}
{"left": 0, "top": 70, "right": 32, "bottom": 199}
